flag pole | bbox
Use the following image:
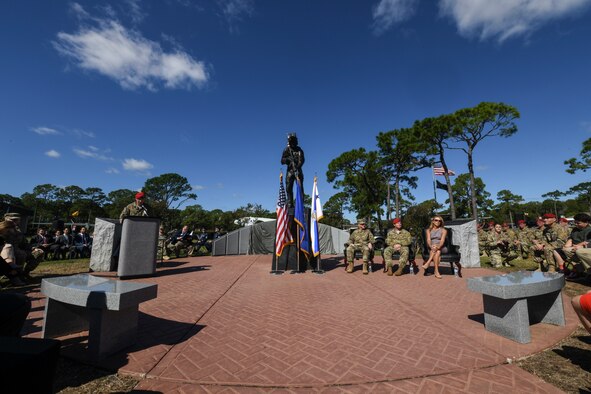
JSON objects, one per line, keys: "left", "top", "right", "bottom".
{"left": 292, "top": 216, "right": 300, "bottom": 274}
{"left": 432, "top": 166, "right": 437, "bottom": 203}
{"left": 271, "top": 171, "right": 285, "bottom": 275}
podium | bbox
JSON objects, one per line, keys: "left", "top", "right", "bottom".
{"left": 117, "top": 217, "right": 160, "bottom": 279}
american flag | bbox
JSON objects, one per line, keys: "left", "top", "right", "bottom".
{"left": 433, "top": 166, "right": 456, "bottom": 176}
{"left": 275, "top": 174, "right": 293, "bottom": 256}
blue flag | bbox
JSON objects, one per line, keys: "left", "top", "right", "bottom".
{"left": 294, "top": 178, "right": 310, "bottom": 260}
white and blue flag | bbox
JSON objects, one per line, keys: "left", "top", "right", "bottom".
{"left": 310, "top": 176, "right": 323, "bottom": 257}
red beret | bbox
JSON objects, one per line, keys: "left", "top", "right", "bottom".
{"left": 502, "top": 222, "right": 509, "bottom": 227}
{"left": 517, "top": 220, "right": 525, "bottom": 224}
{"left": 542, "top": 213, "right": 556, "bottom": 219}
{"left": 559, "top": 217, "right": 568, "bottom": 223}
{"left": 392, "top": 218, "right": 401, "bottom": 224}
{"left": 488, "top": 221, "right": 495, "bottom": 226}
{"left": 135, "top": 191, "right": 145, "bottom": 199}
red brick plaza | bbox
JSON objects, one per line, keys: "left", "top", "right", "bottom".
{"left": 24, "top": 255, "right": 575, "bottom": 393}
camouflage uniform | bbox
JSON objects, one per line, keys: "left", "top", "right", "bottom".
{"left": 515, "top": 227, "right": 532, "bottom": 259}
{"left": 541, "top": 223, "right": 569, "bottom": 272}
{"left": 1, "top": 224, "right": 41, "bottom": 274}
{"left": 478, "top": 228, "right": 489, "bottom": 256}
{"left": 346, "top": 228, "right": 374, "bottom": 272}
{"left": 487, "top": 231, "right": 517, "bottom": 268}
{"left": 120, "top": 202, "right": 149, "bottom": 221}
{"left": 530, "top": 225, "right": 547, "bottom": 267}
{"left": 383, "top": 228, "right": 412, "bottom": 275}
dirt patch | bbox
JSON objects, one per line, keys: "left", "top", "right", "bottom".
{"left": 481, "top": 255, "right": 591, "bottom": 393}
{"left": 54, "top": 358, "right": 139, "bottom": 393}
{"left": 518, "top": 326, "right": 591, "bottom": 393}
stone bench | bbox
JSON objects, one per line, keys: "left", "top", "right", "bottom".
{"left": 467, "top": 271, "right": 565, "bottom": 343}
{"left": 41, "top": 274, "right": 157, "bottom": 360}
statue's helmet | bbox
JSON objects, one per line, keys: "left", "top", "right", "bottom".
{"left": 287, "top": 132, "right": 298, "bottom": 142}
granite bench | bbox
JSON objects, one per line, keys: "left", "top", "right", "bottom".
{"left": 41, "top": 274, "right": 157, "bottom": 360}
{"left": 467, "top": 271, "right": 565, "bottom": 343}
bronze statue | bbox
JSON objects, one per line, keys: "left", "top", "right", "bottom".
{"left": 281, "top": 133, "right": 305, "bottom": 207}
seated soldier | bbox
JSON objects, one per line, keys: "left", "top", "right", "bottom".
{"left": 541, "top": 213, "right": 569, "bottom": 272}
{"left": 477, "top": 222, "right": 488, "bottom": 257}
{"left": 0, "top": 236, "right": 25, "bottom": 286}
{"left": 514, "top": 220, "right": 531, "bottom": 259}
{"left": 345, "top": 219, "right": 374, "bottom": 275}
{"left": 531, "top": 217, "right": 547, "bottom": 271}
{"left": 487, "top": 223, "right": 517, "bottom": 268}
{"left": 165, "top": 225, "right": 192, "bottom": 259}
{"left": 383, "top": 218, "right": 412, "bottom": 276}
{"left": 560, "top": 213, "right": 591, "bottom": 279}
{"left": 0, "top": 219, "right": 40, "bottom": 279}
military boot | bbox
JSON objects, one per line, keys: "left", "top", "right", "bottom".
{"left": 362, "top": 262, "right": 369, "bottom": 275}
{"left": 394, "top": 263, "right": 405, "bottom": 276}
{"left": 386, "top": 263, "right": 393, "bottom": 276}
{"left": 346, "top": 261, "right": 354, "bottom": 273}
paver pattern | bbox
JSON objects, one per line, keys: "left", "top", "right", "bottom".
{"left": 22, "top": 254, "right": 576, "bottom": 392}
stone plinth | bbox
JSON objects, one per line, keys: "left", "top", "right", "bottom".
{"left": 89, "top": 218, "right": 121, "bottom": 272}
{"left": 446, "top": 219, "right": 479, "bottom": 268}
{"left": 467, "top": 271, "right": 565, "bottom": 343}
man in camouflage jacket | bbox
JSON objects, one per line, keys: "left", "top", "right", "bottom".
{"left": 487, "top": 223, "right": 517, "bottom": 268}
{"left": 383, "top": 218, "right": 412, "bottom": 276}
{"left": 514, "top": 220, "right": 531, "bottom": 259}
{"left": 540, "top": 213, "right": 569, "bottom": 272}
{"left": 346, "top": 219, "right": 374, "bottom": 275}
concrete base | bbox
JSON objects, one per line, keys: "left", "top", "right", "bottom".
{"left": 42, "top": 298, "right": 140, "bottom": 360}
{"left": 482, "top": 290, "right": 565, "bottom": 344}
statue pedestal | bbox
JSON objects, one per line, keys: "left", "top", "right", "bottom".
{"left": 270, "top": 208, "right": 314, "bottom": 274}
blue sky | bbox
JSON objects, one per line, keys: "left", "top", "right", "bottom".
{"left": 1, "top": 0, "right": 591, "bottom": 219}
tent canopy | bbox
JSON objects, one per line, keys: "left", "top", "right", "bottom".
{"left": 212, "top": 220, "right": 349, "bottom": 256}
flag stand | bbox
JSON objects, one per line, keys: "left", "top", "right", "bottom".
{"left": 270, "top": 249, "right": 283, "bottom": 275}
{"left": 290, "top": 224, "right": 301, "bottom": 274}
{"left": 312, "top": 253, "right": 324, "bottom": 274}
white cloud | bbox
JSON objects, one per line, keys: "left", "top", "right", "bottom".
{"left": 72, "top": 128, "right": 95, "bottom": 138}
{"left": 122, "top": 158, "right": 153, "bottom": 171}
{"left": 218, "top": 0, "right": 254, "bottom": 32}
{"left": 192, "top": 184, "right": 205, "bottom": 190}
{"left": 73, "top": 147, "right": 114, "bottom": 161}
{"left": 125, "top": 0, "right": 146, "bottom": 24}
{"left": 106, "top": 167, "right": 120, "bottom": 174}
{"left": 372, "top": 0, "right": 419, "bottom": 35}
{"left": 53, "top": 7, "right": 209, "bottom": 91}
{"left": 45, "top": 150, "right": 61, "bottom": 158}
{"left": 32, "top": 126, "right": 61, "bottom": 135}
{"left": 439, "top": 0, "right": 591, "bottom": 42}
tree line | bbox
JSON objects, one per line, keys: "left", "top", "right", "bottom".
{"left": 324, "top": 101, "right": 591, "bottom": 231}
{"left": 0, "top": 173, "right": 275, "bottom": 233}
